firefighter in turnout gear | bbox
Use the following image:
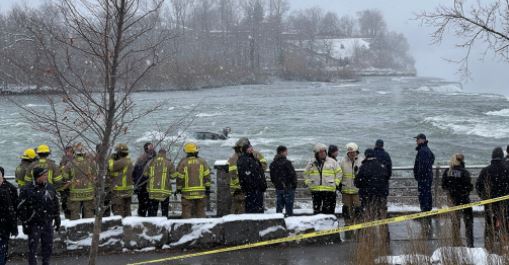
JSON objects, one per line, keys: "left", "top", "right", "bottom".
{"left": 144, "top": 149, "right": 177, "bottom": 217}
{"left": 109, "top": 144, "right": 134, "bottom": 217}
{"left": 304, "top": 143, "right": 342, "bottom": 214}
{"left": 227, "top": 137, "right": 267, "bottom": 214}
{"left": 15, "top": 148, "right": 37, "bottom": 187}
{"left": 59, "top": 145, "right": 75, "bottom": 219}
{"left": 25, "top": 144, "right": 63, "bottom": 190}
{"left": 176, "top": 142, "right": 211, "bottom": 219}
{"left": 339, "top": 142, "right": 363, "bottom": 239}
{"left": 62, "top": 144, "right": 97, "bottom": 220}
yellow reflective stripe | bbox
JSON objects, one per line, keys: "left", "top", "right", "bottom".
{"left": 310, "top": 186, "right": 336, "bottom": 192}
{"left": 16, "top": 179, "right": 26, "bottom": 187}
{"left": 228, "top": 165, "right": 237, "bottom": 172}
{"left": 108, "top": 159, "right": 114, "bottom": 172}
{"left": 122, "top": 166, "right": 128, "bottom": 188}
{"left": 182, "top": 195, "right": 206, "bottom": 199}
{"left": 162, "top": 163, "right": 168, "bottom": 190}
{"left": 183, "top": 187, "right": 206, "bottom": 191}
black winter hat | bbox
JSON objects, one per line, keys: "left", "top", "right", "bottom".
{"left": 33, "top": 167, "right": 48, "bottom": 179}
{"left": 365, "top": 148, "right": 375, "bottom": 158}
{"left": 328, "top": 145, "right": 339, "bottom": 155}
{"left": 375, "top": 139, "right": 384, "bottom": 148}
{"left": 492, "top": 147, "right": 504, "bottom": 161}
{"left": 0, "top": 166, "right": 4, "bottom": 177}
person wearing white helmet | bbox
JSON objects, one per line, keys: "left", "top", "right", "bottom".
{"left": 304, "top": 143, "right": 342, "bottom": 215}
{"left": 339, "top": 142, "right": 363, "bottom": 239}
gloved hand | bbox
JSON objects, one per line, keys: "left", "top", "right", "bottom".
{"left": 54, "top": 217, "right": 61, "bottom": 232}
{"left": 22, "top": 225, "right": 31, "bottom": 235}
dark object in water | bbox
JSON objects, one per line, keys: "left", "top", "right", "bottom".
{"left": 195, "top": 127, "right": 231, "bottom": 140}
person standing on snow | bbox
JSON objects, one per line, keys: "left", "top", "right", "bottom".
{"left": 355, "top": 149, "right": 390, "bottom": 242}
{"left": 413, "top": 133, "right": 435, "bottom": 236}
{"left": 339, "top": 142, "right": 363, "bottom": 238}
{"left": 373, "top": 139, "right": 392, "bottom": 178}
{"left": 62, "top": 144, "right": 97, "bottom": 220}
{"left": 109, "top": 144, "right": 134, "bottom": 217}
{"left": 476, "top": 147, "right": 509, "bottom": 252}
{"left": 145, "top": 149, "right": 177, "bottom": 217}
{"left": 0, "top": 166, "right": 18, "bottom": 265}
{"left": 18, "top": 167, "right": 60, "bottom": 265}
{"left": 304, "top": 144, "right": 342, "bottom": 214}
{"left": 133, "top": 143, "right": 156, "bottom": 217}
{"left": 176, "top": 142, "right": 211, "bottom": 218}
{"left": 237, "top": 140, "right": 267, "bottom": 213}
{"left": 441, "top": 153, "right": 474, "bottom": 247}
{"left": 269, "top": 145, "right": 297, "bottom": 216}
{"left": 228, "top": 138, "right": 267, "bottom": 214}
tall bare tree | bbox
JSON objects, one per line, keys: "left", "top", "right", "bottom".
{"left": 418, "top": 0, "right": 509, "bottom": 76}
{"left": 9, "top": 0, "right": 172, "bottom": 264}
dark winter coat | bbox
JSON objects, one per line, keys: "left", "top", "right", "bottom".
{"left": 0, "top": 179, "right": 18, "bottom": 237}
{"left": 269, "top": 155, "right": 297, "bottom": 191}
{"left": 133, "top": 152, "right": 155, "bottom": 190}
{"left": 374, "top": 147, "right": 392, "bottom": 177}
{"left": 238, "top": 153, "right": 267, "bottom": 193}
{"left": 413, "top": 142, "right": 435, "bottom": 182}
{"left": 355, "top": 158, "right": 390, "bottom": 199}
{"left": 18, "top": 182, "right": 60, "bottom": 226}
{"left": 441, "top": 164, "right": 473, "bottom": 204}
{"left": 476, "top": 160, "right": 509, "bottom": 200}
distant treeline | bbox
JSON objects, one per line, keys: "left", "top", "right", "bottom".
{"left": 0, "top": 0, "right": 415, "bottom": 91}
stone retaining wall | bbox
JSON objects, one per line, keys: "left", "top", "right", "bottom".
{"left": 8, "top": 214, "right": 340, "bottom": 257}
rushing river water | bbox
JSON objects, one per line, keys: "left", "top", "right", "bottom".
{"left": 1, "top": 76, "right": 508, "bottom": 174}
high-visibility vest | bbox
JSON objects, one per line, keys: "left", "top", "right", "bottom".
{"left": 147, "top": 156, "right": 177, "bottom": 201}
{"left": 177, "top": 157, "right": 211, "bottom": 200}
{"left": 66, "top": 156, "right": 96, "bottom": 201}
{"left": 304, "top": 157, "right": 342, "bottom": 192}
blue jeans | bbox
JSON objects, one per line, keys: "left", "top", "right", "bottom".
{"left": 0, "top": 235, "right": 8, "bottom": 265}
{"left": 417, "top": 179, "right": 433, "bottom": 212}
{"left": 276, "top": 190, "right": 295, "bottom": 216}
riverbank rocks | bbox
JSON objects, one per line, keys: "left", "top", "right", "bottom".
{"left": 169, "top": 218, "right": 223, "bottom": 248}
{"left": 8, "top": 214, "right": 344, "bottom": 257}
{"left": 122, "top": 217, "right": 170, "bottom": 250}
{"left": 285, "top": 214, "right": 341, "bottom": 244}
{"left": 223, "top": 214, "right": 286, "bottom": 245}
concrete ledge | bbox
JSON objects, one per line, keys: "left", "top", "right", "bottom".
{"left": 8, "top": 214, "right": 341, "bottom": 256}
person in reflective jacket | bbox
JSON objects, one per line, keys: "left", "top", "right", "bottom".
{"left": 304, "top": 144, "right": 342, "bottom": 215}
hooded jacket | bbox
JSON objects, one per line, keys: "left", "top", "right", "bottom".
{"left": 269, "top": 154, "right": 297, "bottom": 191}
{"left": 355, "top": 157, "right": 390, "bottom": 199}
{"left": 476, "top": 159, "right": 509, "bottom": 200}
{"left": 374, "top": 147, "right": 392, "bottom": 177}
{"left": 414, "top": 142, "right": 435, "bottom": 182}
{"left": 237, "top": 152, "right": 267, "bottom": 193}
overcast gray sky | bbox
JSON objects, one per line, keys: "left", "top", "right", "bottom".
{"left": 2, "top": 0, "right": 508, "bottom": 95}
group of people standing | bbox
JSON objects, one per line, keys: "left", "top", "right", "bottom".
{"left": 0, "top": 141, "right": 211, "bottom": 265}
{"left": 3, "top": 132, "right": 509, "bottom": 264}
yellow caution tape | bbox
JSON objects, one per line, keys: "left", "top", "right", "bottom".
{"left": 128, "top": 194, "right": 509, "bottom": 265}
